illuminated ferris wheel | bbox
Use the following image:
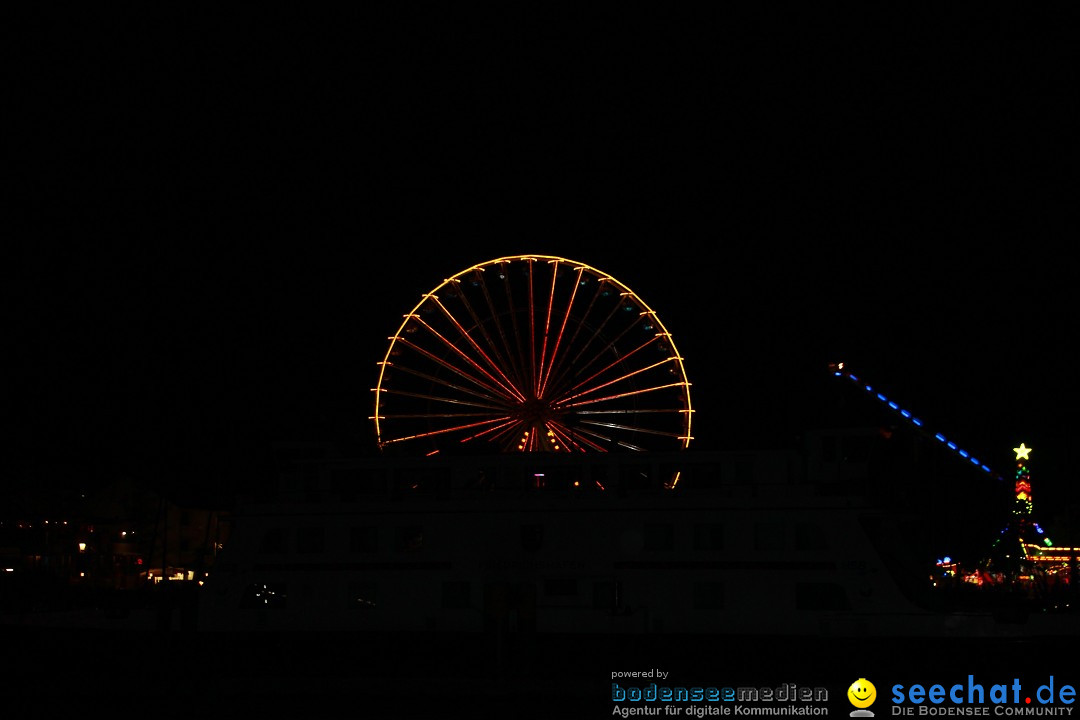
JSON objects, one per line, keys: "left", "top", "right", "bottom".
{"left": 371, "top": 255, "right": 693, "bottom": 456}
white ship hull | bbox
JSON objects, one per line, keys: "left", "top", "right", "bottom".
{"left": 197, "top": 448, "right": 1080, "bottom": 639}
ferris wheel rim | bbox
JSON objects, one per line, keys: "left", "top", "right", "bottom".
{"left": 370, "top": 254, "right": 694, "bottom": 455}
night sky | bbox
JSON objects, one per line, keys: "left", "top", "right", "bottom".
{"left": 10, "top": 10, "right": 1077, "bottom": 518}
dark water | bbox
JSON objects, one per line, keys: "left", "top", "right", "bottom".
{"left": 3, "top": 628, "right": 1077, "bottom": 718}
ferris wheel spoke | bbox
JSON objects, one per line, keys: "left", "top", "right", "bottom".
{"left": 545, "top": 424, "right": 592, "bottom": 453}
{"left": 525, "top": 258, "right": 541, "bottom": 396}
{"left": 382, "top": 411, "right": 507, "bottom": 420}
{"left": 563, "top": 282, "right": 626, "bottom": 371}
{"left": 574, "top": 423, "right": 647, "bottom": 451}
{"left": 570, "top": 425, "right": 617, "bottom": 448}
{"left": 500, "top": 265, "right": 532, "bottom": 393}
{"left": 578, "top": 419, "right": 687, "bottom": 439}
{"left": 379, "top": 388, "right": 507, "bottom": 413}
{"left": 553, "top": 273, "right": 606, "bottom": 358}
{"left": 542, "top": 423, "right": 573, "bottom": 452}
{"left": 557, "top": 358, "right": 682, "bottom": 408}
{"left": 576, "top": 408, "right": 688, "bottom": 415}
{"left": 534, "top": 259, "right": 560, "bottom": 397}
{"left": 547, "top": 298, "right": 650, "bottom": 400}
{"left": 464, "top": 416, "right": 532, "bottom": 451}
{"left": 380, "top": 415, "right": 512, "bottom": 446}
{"left": 537, "top": 276, "right": 611, "bottom": 400}
{"left": 537, "top": 264, "right": 585, "bottom": 400}
{"left": 560, "top": 380, "right": 690, "bottom": 409}
{"left": 472, "top": 266, "right": 529, "bottom": 391}
{"left": 570, "top": 297, "right": 650, "bottom": 378}
{"left": 385, "top": 364, "right": 512, "bottom": 408}
{"left": 428, "top": 294, "right": 527, "bottom": 402}
{"left": 555, "top": 335, "right": 663, "bottom": 402}
{"left": 394, "top": 335, "right": 522, "bottom": 405}
{"left": 409, "top": 314, "right": 525, "bottom": 402}
{"left": 446, "top": 274, "right": 525, "bottom": 395}
{"left": 578, "top": 408, "right": 686, "bottom": 418}
{"left": 545, "top": 419, "right": 609, "bottom": 453}
{"left": 496, "top": 422, "right": 539, "bottom": 450}
{"left": 457, "top": 417, "right": 523, "bottom": 445}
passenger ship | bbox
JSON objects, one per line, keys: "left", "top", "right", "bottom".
{"left": 196, "top": 428, "right": 1080, "bottom": 641}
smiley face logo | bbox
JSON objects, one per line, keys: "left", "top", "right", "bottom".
{"left": 848, "top": 678, "right": 877, "bottom": 709}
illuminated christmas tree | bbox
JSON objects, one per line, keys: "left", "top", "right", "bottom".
{"left": 980, "top": 443, "right": 1054, "bottom": 583}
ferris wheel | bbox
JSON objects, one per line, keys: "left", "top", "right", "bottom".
{"left": 371, "top": 255, "right": 693, "bottom": 456}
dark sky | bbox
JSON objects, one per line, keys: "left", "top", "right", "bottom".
{"left": 10, "top": 9, "right": 1076, "bottom": 513}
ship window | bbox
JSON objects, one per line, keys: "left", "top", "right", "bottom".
{"left": 543, "top": 578, "right": 578, "bottom": 597}
{"left": 239, "top": 582, "right": 288, "bottom": 609}
{"left": 296, "top": 527, "right": 325, "bottom": 555}
{"left": 258, "top": 528, "right": 289, "bottom": 555}
{"left": 441, "top": 580, "right": 470, "bottom": 608}
{"left": 520, "top": 524, "right": 543, "bottom": 552}
{"left": 643, "top": 523, "right": 673, "bottom": 551}
{"left": 479, "top": 466, "right": 501, "bottom": 490}
{"left": 693, "top": 523, "right": 724, "bottom": 551}
{"left": 333, "top": 468, "right": 389, "bottom": 498}
{"left": 396, "top": 467, "right": 449, "bottom": 496}
{"left": 734, "top": 456, "right": 754, "bottom": 484}
{"left": 349, "top": 581, "right": 377, "bottom": 610}
{"left": 592, "top": 580, "right": 622, "bottom": 609}
{"left": 670, "top": 461, "right": 723, "bottom": 489}
{"left": 844, "top": 436, "right": 871, "bottom": 463}
{"left": 821, "top": 435, "right": 837, "bottom": 462}
{"left": 350, "top": 526, "right": 379, "bottom": 553}
{"left": 330, "top": 469, "right": 357, "bottom": 501}
{"left": 795, "top": 582, "right": 850, "bottom": 611}
{"left": 619, "top": 463, "right": 653, "bottom": 490}
{"left": 753, "top": 522, "right": 786, "bottom": 551}
{"left": 692, "top": 580, "right": 725, "bottom": 609}
{"left": 303, "top": 465, "right": 322, "bottom": 501}
{"left": 795, "top": 523, "right": 829, "bottom": 551}
{"left": 590, "top": 464, "right": 611, "bottom": 489}
{"left": 398, "top": 525, "right": 424, "bottom": 552}
{"left": 535, "top": 465, "right": 577, "bottom": 491}
{"left": 358, "top": 469, "right": 389, "bottom": 495}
